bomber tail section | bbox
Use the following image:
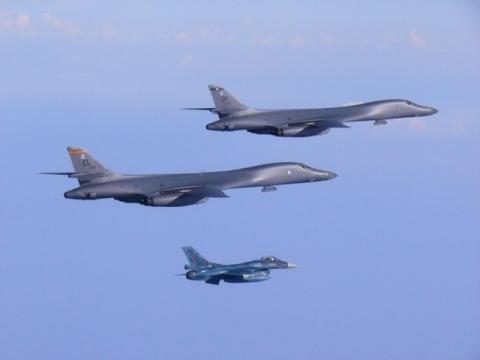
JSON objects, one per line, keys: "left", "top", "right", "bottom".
{"left": 41, "top": 147, "right": 115, "bottom": 185}
{"left": 208, "top": 84, "right": 249, "bottom": 116}
{"left": 67, "top": 147, "right": 110, "bottom": 175}
{"left": 67, "top": 147, "right": 114, "bottom": 184}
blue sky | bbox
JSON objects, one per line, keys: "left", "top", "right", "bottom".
{"left": 0, "top": 1, "right": 479, "bottom": 359}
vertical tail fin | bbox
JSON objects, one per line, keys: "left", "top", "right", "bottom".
{"left": 40, "top": 147, "right": 114, "bottom": 185}
{"left": 67, "top": 147, "right": 110, "bottom": 174}
{"left": 182, "top": 246, "right": 210, "bottom": 267}
{"left": 208, "top": 84, "right": 249, "bottom": 116}
{"left": 67, "top": 147, "right": 112, "bottom": 184}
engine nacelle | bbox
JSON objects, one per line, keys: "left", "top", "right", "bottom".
{"left": 275, "top": 125, "right": 328, "bottom": 137}
{"left": 249, "top": 125, "right": 328, "bottom": 137}
{"left": 64, "top": 190, "right": 97, "bottom": 199}
{"left": 141, "top": 193, "right": 182, "bottom": 206}
{"left": 140, "top": 193, "right": 208, "bottom": 207}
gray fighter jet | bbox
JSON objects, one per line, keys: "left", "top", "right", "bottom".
{"left": 186, "top": 84, "right": 438, "bottom": 137}
{"left": 42, "top": 147, "right": 336, "bottom": 207}
{"left": 179, "top": 246, "right": 298, "bottom": 285}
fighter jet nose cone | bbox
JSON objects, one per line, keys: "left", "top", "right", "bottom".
{"left": 287, "top": 263, "right": 299, "bottom": 269}
{"left": 431, "top": 107, "right": 438, "bottom": 115}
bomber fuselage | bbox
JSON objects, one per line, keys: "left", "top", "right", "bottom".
{"left": 206, "top": 99, "right": 438, "bottom": 132}
{"left": 64, "top": 162, "right": 336, "bottom": 201}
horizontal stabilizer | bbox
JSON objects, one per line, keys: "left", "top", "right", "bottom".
{"left": 40, "top": 171, "right": 111, "bottom": 181}
{"left": 183, "top": 107, "right": 216, "bottom": 111}
{"left": 39, "top": 172, "right": 75, "bottom": 176}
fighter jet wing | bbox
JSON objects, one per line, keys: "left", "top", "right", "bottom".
{"left": 223, "top": 267, "right": 262, "bottom": 275}
{"left": 206, "top": 269, "right": 230, "bottom": 276}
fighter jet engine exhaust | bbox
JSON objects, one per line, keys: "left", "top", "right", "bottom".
{"left": 186, "top": 270, "right": 197, "bottom": 280}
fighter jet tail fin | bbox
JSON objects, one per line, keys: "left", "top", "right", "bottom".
{"left": 182, "top": 246, "right": 211, "bottom": 268}
{"left": 67, "top": 147, "right": 114, "bottom": 184}
{"left": 208, "top": 84, "right": 249, "bottom": 116}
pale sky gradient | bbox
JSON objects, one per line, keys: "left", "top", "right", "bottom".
{"left": 0, "top": 1, "right": 479, "bottom": 359}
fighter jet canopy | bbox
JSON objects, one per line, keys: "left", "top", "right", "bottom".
{"left": 261, "top": 256, "right": 278, "bottom": 263}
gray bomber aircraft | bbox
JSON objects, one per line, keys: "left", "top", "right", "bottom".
{"left": 180, "top": 246, "right": 298, "bottom": 285}
{"left": 42, "top": 147, "right": 337, "bottom": 207}
{"left": 186, "top": 84, "right": 438, "bottom": 137}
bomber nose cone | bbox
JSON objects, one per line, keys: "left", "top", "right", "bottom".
{"left": 320, "top": 170, "right": 337, "bottom": 180}
{"left": 312, "top": 169, "right": 337, "bottom": 181}
{"left": 421, "top": 106, "right": 438, "bottom": 115}
{"left": 326, "top": 171, "right": 337, "bottom": 179}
